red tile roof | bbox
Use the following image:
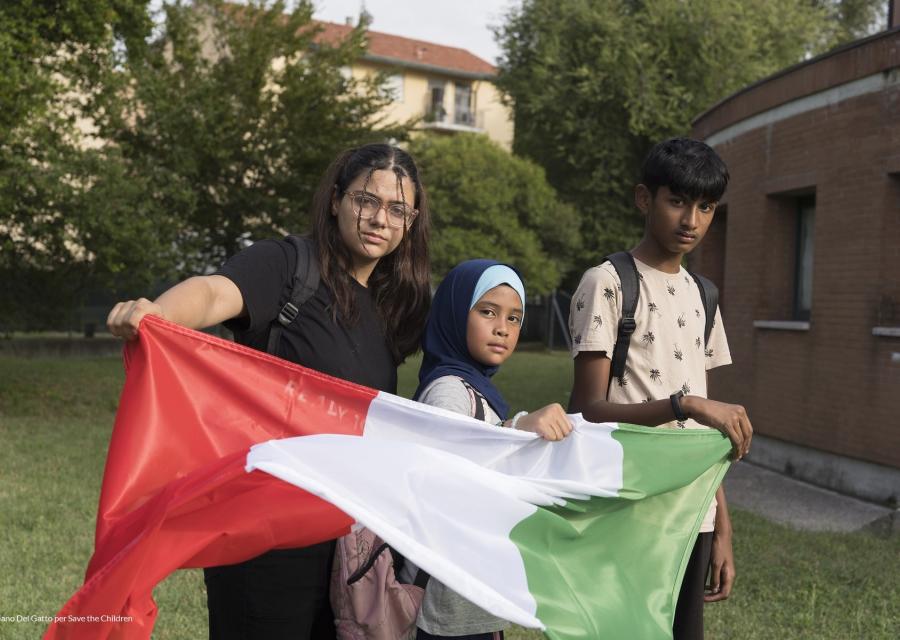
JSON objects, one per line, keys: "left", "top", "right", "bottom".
{"left": 315, "top": 21, "right": 496, "bottom": 78}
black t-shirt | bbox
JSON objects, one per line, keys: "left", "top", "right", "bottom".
{"left": 215, "top": 238, "right": 397, "bottom": 394}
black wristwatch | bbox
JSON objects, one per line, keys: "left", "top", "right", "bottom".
{"left": 670, "top": 390, "right": 687, "bottom": 421}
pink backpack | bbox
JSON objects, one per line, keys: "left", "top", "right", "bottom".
{"left": 331, "top": 526, "right": 427, "bottom": 640}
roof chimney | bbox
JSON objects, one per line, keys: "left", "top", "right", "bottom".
{"left": 344, "top": 16, "right": 353, "bottom": 26}
{"left": 891, "top": 0, "right": 900, "bottom": 29}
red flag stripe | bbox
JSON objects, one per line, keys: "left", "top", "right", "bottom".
{"left": 47, "top": 316, "right": 377, "bottom": 639}
{"left": 48, "top": 452, "right": 352, "bottom": 639}
{"left": 97, "top": 315, "right": 376, "bottom": 545}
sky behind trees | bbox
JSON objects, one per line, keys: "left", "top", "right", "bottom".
{"left": 313, "top": 0, "right": 509, "bottom": 63}
{"left": 147, "top": 1, "right": 511, "bottom": 61}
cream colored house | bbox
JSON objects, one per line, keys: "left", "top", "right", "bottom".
{"left": 318, "top": 21, "right": 513, "bottom": 150}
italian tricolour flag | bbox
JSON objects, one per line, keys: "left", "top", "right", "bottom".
{"left": 45, "top": 316, "right": 730, "bottom": 640}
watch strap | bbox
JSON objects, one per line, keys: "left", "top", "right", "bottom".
{"left": 670, "top": 390, "right": 687, "bottom": 422}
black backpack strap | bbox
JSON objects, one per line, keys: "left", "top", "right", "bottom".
{"left": 388, "top": 546, "right": 405, "bottom": 575}
{"left": 604, "top": 252, "right": 640, "bottom": 385}
{"left": 689, "top": 272, "right": 719, "bottom": 345}
{"left": 265, "top": 235, "right": 321, "bottom": 355}
{"left": 347, "top": 541, "right": 392, "bottom": 585}
{"left": 389, "top": 544, "right": 431, "bottom": 589}
{"left": 413, "top": 568, "right": 431, "bottom": 589}
{"left": 459, "top": 379, "right": 486, "bottom": 421}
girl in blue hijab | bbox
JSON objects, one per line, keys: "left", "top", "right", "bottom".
{"left": 408, "top": 259, "right": 571, "bottom": 640}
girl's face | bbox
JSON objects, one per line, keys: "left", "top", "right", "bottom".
{"left": 466, "top": 285, "right": 523, "bottom": 367}
{"left": 332, "top": 168, "right": 416, "bottom": 272}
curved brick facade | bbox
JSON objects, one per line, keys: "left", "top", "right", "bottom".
{"left": 690, "top": 28, "right": 900, "bottom": 472}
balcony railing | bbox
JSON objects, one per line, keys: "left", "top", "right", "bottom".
{"left": 454, "top": 109, "right": 476, "bottom": 126}
{"left": 422, "top": 100, "right": 485, "bottom": 132}
{"left": 424, "top": 105, "right": 447, "bottom": 123}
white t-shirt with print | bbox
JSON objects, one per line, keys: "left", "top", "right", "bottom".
{"left": 569, "top": 257, "right": 732, "bottom": 531}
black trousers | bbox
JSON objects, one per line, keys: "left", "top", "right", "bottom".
{"left": 673, "top": 532, "right": 714, "bottom": 640}
{"left": 204, "top": 541, "right": 337, "bottom": 640}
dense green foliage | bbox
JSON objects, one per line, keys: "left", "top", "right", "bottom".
{"left": 0, "top": 0, "right": 407, "bottom": 331}
{"left": 410, "top": 134, "right": 579, "bottom": 291}
{"left": 0, "top": 1, "right": 156, "bottom": 330}
{"left": 92, "top": 0, "right": 409, "bottom": 271}
{"left": 495, "top": 0, "right": 887, "bottom": 284}
{"left": 0, "top": 1, "right": 151, "bottom": 136}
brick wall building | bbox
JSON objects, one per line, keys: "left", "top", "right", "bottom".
{"left": 689, "top": 24, "right": 900, "bottom": 502}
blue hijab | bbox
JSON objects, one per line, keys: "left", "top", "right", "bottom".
{"left": 414, "top": 259, "right": 526, "bottom": 420}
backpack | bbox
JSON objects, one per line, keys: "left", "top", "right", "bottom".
{"left": 331, "top": 528, "right": 428, "bottom": 640}
{"left": 330, "top": 379, "right": 494, "bottom": 639}
{"left": 459, "top": 378, "right": 488, "bottom": 421}
{"left": 259, "top": 236, "right": 427, "bottom": 639}
{"left": 264, "top": 235, "right": 320, "bottom": 356}
{"left": 604, "top": 252, "right": 719, "bottom": 385}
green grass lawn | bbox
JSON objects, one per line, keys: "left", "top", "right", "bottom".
{"left": 1, "top": 352, "right": 897, "bottom": 639}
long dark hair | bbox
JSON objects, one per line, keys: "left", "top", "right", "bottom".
{"left": 310, "top": 143, "right": 431, "bottom": 363}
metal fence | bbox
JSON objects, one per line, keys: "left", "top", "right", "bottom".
{"left": 520, "top": 289, "right": 573, "bottom": 350}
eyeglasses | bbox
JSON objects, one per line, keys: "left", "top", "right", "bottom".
{"left": 344, "top": 191, "right": 418, "bottom": 229}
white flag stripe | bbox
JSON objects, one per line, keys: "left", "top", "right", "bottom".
{"left": 366, "top": 392, "right": 626, "bottom": 495}
{"left": 247, "top": 399, "right": 630, "bottom": 630}
{"left": 246, "top": 435, "right": 544, "bottom": 627}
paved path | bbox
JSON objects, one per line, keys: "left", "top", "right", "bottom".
{"left": 722, "top": 461, "right": 897, "bottom": 535}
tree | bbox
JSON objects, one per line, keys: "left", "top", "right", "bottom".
{"left": 0, "top": 1, "right": 151, "bottom": 139}
{"left": 0, "top": 1, "right": 156, "bottom": 331}
{"left": 1, "top": 0, "right": 409, "bottom": 331}
{"left": 815, "top": 0, "right": 888, "bottom": 46}
{"left": 408, "top": 133, "right": 580, "bottom": 293}
{"left": 0, "top": 128, "right": 189, "bottom": 331}
{"left": 495, "top": 0, "right": 886, "bottom": 285}
{"left": 91, "top": 0, "right": 410, "bottom": 273}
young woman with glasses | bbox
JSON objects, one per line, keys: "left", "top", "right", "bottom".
{"left": 107, "top": 143, "right": 432, "bottom": 639}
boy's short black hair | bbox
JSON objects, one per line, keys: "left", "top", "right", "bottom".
{"left": 641, "top": 137, "right": 729, "bottom": 201}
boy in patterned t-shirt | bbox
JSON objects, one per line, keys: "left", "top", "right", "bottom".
{"left": 568, "top": 138, "right": 753, "bottom": 640}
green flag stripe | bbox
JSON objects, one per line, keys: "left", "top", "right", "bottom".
{"left": 510, "top": 425, "right": 731, "bottom": 639}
